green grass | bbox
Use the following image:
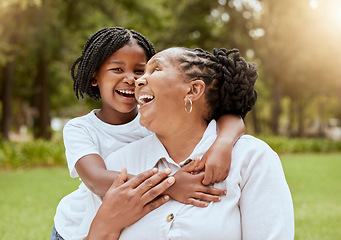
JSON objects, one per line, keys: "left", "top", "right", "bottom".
{"left": 281, "top": 153, "right": 341, "bottom": 240}
{"left": 0, "top": 153, "right": 340, "bottom": 239}
{"left": 0, "top": 167, "right": 80, "bottom": 240}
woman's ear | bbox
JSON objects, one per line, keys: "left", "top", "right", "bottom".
{"left": 185, "top": 79, "right": 205, "bottom": 101}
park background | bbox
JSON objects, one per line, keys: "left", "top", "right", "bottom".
{"left": 0, "top": 0, "right": 340, "bottom": 239}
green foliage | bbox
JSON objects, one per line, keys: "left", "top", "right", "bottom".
{"left": 0, "top": 140, "right": 66, "bottom": 169}
{"left": 258, "top": 135, "right": 341, "bottom": 154}
{"left": 1, "top": 137, "right": 341, "bottom": 169}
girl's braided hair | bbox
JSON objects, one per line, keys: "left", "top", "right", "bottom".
{"left": 177, "top": 47, "right": 258, "bottom": 119}
{"left": 71, "top": 27, "right": 155, "bottom": 100}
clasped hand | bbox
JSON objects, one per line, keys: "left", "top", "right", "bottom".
{"left": 86, "top": 167, "right": 175, "bottom": 240}
{"left": 165, "top": 157, "right": 227, "bottom": 208}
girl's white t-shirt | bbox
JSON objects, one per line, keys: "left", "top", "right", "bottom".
{"left": 54, "top": 109, "right": 151, "bottom": 240}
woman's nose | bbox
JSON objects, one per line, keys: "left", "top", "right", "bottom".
{"left": 135, "top": 77, "right": 147, "bottom": 87}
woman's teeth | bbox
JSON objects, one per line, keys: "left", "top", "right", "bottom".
{"left": 138, "top": 94, "right": 154, "bottom": 105}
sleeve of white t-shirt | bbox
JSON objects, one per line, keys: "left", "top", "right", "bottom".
{"left": 238, "top": 138, "right": 295, "bottom": 240}
{"left": 63, "top": 120, "right": 100, "bottom": 178}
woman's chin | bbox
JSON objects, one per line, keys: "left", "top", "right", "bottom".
{"left": 139, "top": 115, "right": 152, "bottom": 130}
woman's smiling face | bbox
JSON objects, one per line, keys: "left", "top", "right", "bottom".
{"left": 135, "top": 48, "right": 191, "bottom": 134}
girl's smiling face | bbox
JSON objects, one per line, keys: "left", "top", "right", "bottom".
{"left": 134, "top": 48, "right": 191, "bottom": 135}
{"left": 92, "top": 43, "right": 147, "bottom": 123}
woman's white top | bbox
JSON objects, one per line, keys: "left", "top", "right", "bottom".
{"left": 54, "top": 110, "right": 151, "bottom": 240}
{"left": 105, "top": 120, "right": 295, "bottom": 240}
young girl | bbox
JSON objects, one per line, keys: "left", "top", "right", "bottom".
{"left": 51, "top": 27, "right": 245, "bottom": 240}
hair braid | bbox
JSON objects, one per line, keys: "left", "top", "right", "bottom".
{"left": 177, "top": 47, "right": 258, "bottom": 119}
{"left": 131, "top": 30, "right": 156, "bottom": 59}
{"left": 71, "top": 27, "right": 155, "bottom": 100}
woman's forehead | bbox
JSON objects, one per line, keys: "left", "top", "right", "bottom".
{"left": 160, "top": 47, "right": 185, "bottom": 58}
{"left": 151, "top": 48, "right": 184, "bottom": 64}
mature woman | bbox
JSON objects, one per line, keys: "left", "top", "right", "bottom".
{"left": 86, "top": 47, "right": 294, "bottom": 239}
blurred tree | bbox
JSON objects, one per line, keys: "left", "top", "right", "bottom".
{"left": 19, "top": 0, "right": 67, "bottom": 139}
{"left": 0, "top": 3, "right": 20, "bottom": 140}
{"left": 162, "top": 0, "right": 256, "bottom": 50}
{"left": 253, "top": 0, "right": 341, "bottom": 135}
{"left": 1, "top": 0, "right": 340, "bottom": 140}
{"left": 253, "top": 0, "right": 288, "bottom": 134}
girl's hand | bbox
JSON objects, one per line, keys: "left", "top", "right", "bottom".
{"left": 197, "top": 138, "right": 233, "bottom": 185}
{"left": 165, "top": 158, "right": 226, "bottom": 208}
{"left": 86, "top": 167, "right": 175, "bottom": 240}
{"left": 198, "top": 114, "right": 244, "bottom": 185}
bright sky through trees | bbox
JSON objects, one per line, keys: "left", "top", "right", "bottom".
{"left": 309, "top": 0, "right": 319, "bottom": 8}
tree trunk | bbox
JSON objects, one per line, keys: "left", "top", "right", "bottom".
{"left": 250, "top": 108, "right": 260, "bottom": 134}
{"left": 297, "top": 101, "right": 304, "bottom": 137}
{"left": 33, "top": 58, "right": 51, "bottom": 140}
{"left": 287, "top": 97, "right": 295, "bottom": 137}
{"left": 317, "top": 100, "right": 325, "bottom": 137}
{"left": 0, "top": 63, "right": 15, "bottom": 140}
{"left": 271, "top": 79, "right": 282, "bottom": 135}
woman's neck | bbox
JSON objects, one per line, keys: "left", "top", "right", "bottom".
{"left": 157, "top": 118, "right": 208, "bottom": 164}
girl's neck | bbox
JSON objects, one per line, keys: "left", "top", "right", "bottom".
{"left": 158, "top": 118, "right": 208, "bottom": 164}
{"left": 96, "top": 108, "right": 138, "bottom": 125}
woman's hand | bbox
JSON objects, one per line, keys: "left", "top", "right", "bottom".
{"left": 165, "top": 158, "right": 226, "bottom": 208}
{"left": 85, "top": 167, "right": 175, "bottom": 240}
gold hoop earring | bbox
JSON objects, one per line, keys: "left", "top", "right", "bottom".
{"left": 185, "top": 98, "right": 192, "bottom": 114}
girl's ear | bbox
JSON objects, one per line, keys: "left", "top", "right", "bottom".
{"left": 185, "top": 79, "right": 205, "bottom": 102}
{"left": 91, "top": 73, "right": 98, "bottom": 86}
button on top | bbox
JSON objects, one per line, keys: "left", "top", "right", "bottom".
{"left": 167, "top": 213, "right": 174, "bottom": 222}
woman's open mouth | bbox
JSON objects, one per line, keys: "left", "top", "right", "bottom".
{"left": 138, "top": 94, "right": 154, "bottom": 105}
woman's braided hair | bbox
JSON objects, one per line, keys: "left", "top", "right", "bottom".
{"left": 177, "top": 47, "right": 258, "bottom": 119}
{"left": 71, "top": 27, "right": 156, "bottom": 100}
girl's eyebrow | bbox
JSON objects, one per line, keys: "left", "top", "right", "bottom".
{"left": 106, "top": 61, "right": 146, "bottom": 67}
{"left": 107, "top": 60, "right": 124, "bottom": 65}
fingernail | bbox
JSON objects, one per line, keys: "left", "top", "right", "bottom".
{"left": 224, "top": 190, "right": 227, "bottom": 195}
{"left": 152, "top": 168, "right": 158, "bottom": 173}
{"left": 164, "top": 168, "right": 171, "bottom": 174}
{"left": 167, "top": 176, "right": 175, "bottom": 184}
{"left": 164, "top": 195, "right": 170, "bottom": 201}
